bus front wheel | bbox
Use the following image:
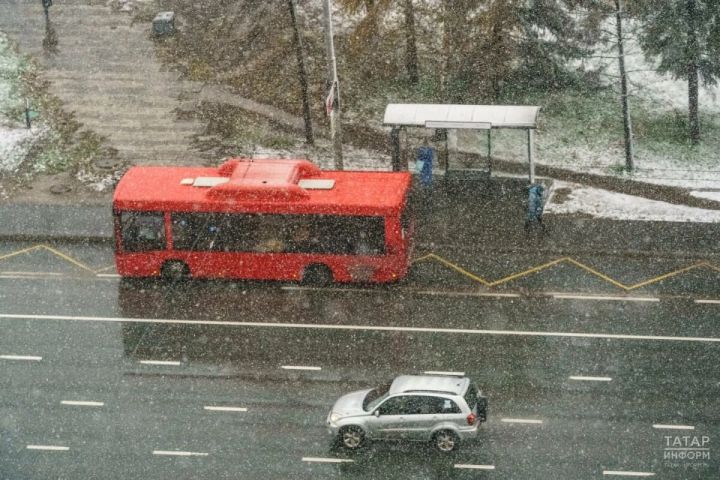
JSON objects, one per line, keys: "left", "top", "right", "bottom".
{"left": 161, "top": 260, "right": 189, "bottom": 281}
{"left": 302, "top": 264, "right": 333, "bottom": 286}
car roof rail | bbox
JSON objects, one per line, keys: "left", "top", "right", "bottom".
{"left": 402, "top": 389, "right": 456, "bottom": 396}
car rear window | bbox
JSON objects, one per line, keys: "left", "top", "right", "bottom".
{"left": 464, "top": 382, "right": 478, "bottom": 410}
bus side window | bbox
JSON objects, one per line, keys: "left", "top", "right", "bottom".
{"left": 121, "top": 212, "right": 165, "bottom": 252}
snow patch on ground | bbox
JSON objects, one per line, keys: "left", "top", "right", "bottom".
{"left": 0, "top": 125, "right": 36, "bottom": 171}
{"left": 546, "top": 181, "right": 720, "bottom": 223}
{"left": 690, "top": 190, "right": 720, "bottom": 203}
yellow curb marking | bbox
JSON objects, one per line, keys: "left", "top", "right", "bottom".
{"left": 0, "top": 244, "right": 98, "bottom": 274}
{"left": 0, "top": 244, "right": 717, "bottom": 290}
{"left": 412, "top": 253, "right": 720, "bottom": 291}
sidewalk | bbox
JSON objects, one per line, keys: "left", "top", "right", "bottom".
{"left": 1, "top": 177, "right": 718, "bottom": 260}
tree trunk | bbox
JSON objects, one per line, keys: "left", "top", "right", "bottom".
{"left": 615, "top": 0, "right": 634, "bottom": 170}
{"left": 403, "top": 0, "right": 419, "bottom": 84}
{"left": 287, "top": 0, "right": 314, "bottom": 145}
{"left": 686, "top": 0, "right": 700, "bottom": 144}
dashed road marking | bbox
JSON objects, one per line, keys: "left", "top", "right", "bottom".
{"left": 603, "top": 471, "right": 654, "bottom": 477}
{"left": 26, "top": 445, "right": 69, "bottom": 451}
{"left": 695, "top": 299, "right": 720, "bottom": 304}
{"left": 302, "top": 457, "right": 354, "bottom": 464}
{"left": 61, "top": 400, "right": 104, "bottom": 407}
{"left": 1, "top": 271, "right": 64, "bottom": 276}
{"left": 204, "top": 406, "right": 248, "bottom": 412}
{"left": 96, "top": 273, "right": 121, "bottom": 278}
{"left": 653, "top": 424, "right": 695, "bottom": 430}
{"left": 552, "top": 294, "right": 659, "bottom": 302}
{"left": 454, "top": 464, "right": 495, "bottom": 470}
{"left": 569, "top": 375, "right": 612, "bottom": 382}
{"left": 1, "top": 355, "right": 42, "bottom": 361}
{"left": 139, "top": 360, "right": 182, "bottom": 366}
{"left": 281, "top": 365, "right": 321, "bottom": 371}
{"left": 152, "top": 450, "right": 208, "bottom": 457}
{"left": 500, "top": 418, "right": 543, "bottom": 425}
{"left": 2, "top": 313, "right": 719, "bottom": 344}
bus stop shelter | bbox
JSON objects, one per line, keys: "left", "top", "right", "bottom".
{"left": 383, "top": 104, "right": 541, "bottom": 183}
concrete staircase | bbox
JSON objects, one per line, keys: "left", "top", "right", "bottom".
{"left": 0, "top": 0, "right": 205, "bottom": 166}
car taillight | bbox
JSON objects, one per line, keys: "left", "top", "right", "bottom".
{"left": 466, "top": 413, "right": 476, "bottom": 425}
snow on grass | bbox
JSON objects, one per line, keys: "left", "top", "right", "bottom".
{"left": 0, "top": 31, "right": 47, "bottom": 173}
{"left": 0, "top": 126, "right": 38, "bottom": 171}
{"left": 546, "top": 180, "right": 720, "bottom": 223}
{"left": 444, "top": 16, "right": 720, "bottom": 192}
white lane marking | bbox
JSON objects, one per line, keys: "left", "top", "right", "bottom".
{"left": 282, "top": 285, "right": 521, "bottom": 298}
{"left": 500, "top": 418, "right": 543, "bottom": 424}
{"left": 302, "top": 457, "right": 355, "bottom": 464}
{"left": 204, "top": 406, "right": 248, "bottom": 412}
{"left": 603, "top": 471, "right": 655, "bottom": 477}
{"left": 454, "top": 464, "right": 495, "bottom": 470}
{"left": 0, "top": 355, "right": 42, "bottom": 361}
{"left": 414, "top": 290, "right": 521, "bottom": 298}
{"left": 26, "top": 445, "right": 69, "bottom": 451}
{"left": 695, "top": 299, "right": 720, "bottom": 304}
{"left": 552, "top": 294, "right": 659, "bottom": 302}
{"left": 281, "top": 365, "right": 321, "bottom": 371}
{"left": 95, "top": 273, "right": 120, "bottom": 278}
{"left": 425, "top": 371, "right": 465, "bottom": 376}
{"left": 152, "top": 450, "right": 208, "bottom": 457}
{"left": 1, "top": 313, "right": 719, "bottom": 344}
{"left": 139, "top": 360, "right": 182, "bottom": 366}
{"left": 652, "top": 424, "right": 695, "bottom": 430}
{"left": 569, "top": 375, "right": 612, "bottom": 382}
{"left": 61, "top": 400, "right": 104, "bottom": 407}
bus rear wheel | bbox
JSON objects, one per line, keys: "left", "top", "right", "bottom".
{"left": 302, "top": 264, "right": 333, "bottom": 286}
{"left": 161, "top": 260, "right": 189, "bottom": 281}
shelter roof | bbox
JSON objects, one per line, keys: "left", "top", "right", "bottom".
{"left": 383, "top": 103, "right": 540, "bottom": 129}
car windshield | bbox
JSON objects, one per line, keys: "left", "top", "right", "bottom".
{"left": 363, "top": 383, "right": 391, "bottom": 411}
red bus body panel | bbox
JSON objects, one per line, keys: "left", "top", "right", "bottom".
{"left": 113, "top": 159, "right": 412, "bottom": 283}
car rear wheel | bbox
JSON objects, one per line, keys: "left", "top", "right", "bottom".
{"left": 339, "top": 426, "right": 365, "bottom": 450}
{"left": 433, "top": 430, "right": 459, "bottom": 453}
{"left": 302, "top": 264, "right": 333, "bottom": 286}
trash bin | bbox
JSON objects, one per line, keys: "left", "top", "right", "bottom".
{"left": 525, "top": 183, "right": 545, "bottom": 228}
{"left": 416, "top": 145, "right": 434, "bottom": 187}
{"left": 152, "top": 11, "right": 175, "bottom": 36}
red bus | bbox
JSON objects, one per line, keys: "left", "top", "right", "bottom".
{"left": 112, "top": 158, "right": 413, "bottom": 283}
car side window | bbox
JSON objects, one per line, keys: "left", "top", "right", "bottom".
{"left": 425, "top": 396, "right": 461, "bottom": 414}
{"left": 377, "top": 396, "right": 405, "bottom": 415}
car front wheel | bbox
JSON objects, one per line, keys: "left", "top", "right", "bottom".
{"left": 339, "top": 426, "right": 365, "bottom": 450}
{"left": 433, "top": 430, "right": 459, "bottom": 453}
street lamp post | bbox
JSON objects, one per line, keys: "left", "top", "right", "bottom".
{"left": 322, "top": 0, "right": 343, "bottom": 169}
{"left": 42, "top": 0, "right": 52, "bottom": 21}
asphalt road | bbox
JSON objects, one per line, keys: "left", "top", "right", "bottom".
{"left": 1, "top": 246, "right": 718, "bottom": 479}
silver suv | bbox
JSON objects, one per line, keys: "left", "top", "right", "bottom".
{"left": 327, "top": 375, "right": 487, "bottom": 453}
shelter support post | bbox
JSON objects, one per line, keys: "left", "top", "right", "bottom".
{"left": 527, "top": 129, "right": 535, "bottom": 184}
{"left": 487, "top": 129, "right": 492, "bottom": 176}
{"left": 390, "top": 126, "right": 402, "bottom": 171}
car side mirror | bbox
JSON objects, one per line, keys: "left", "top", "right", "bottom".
{"left": 374, "top": 410, "right": 380, "bottom": 417}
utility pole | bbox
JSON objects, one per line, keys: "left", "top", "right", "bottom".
{"left": 614, "top": 0, "right": 634, "bottom": 171}
{"left": 287, "top": 0, "right": 314, "bottom": 145}
{"left": 322, "top": 0, "right": 343, "bottom": 169}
